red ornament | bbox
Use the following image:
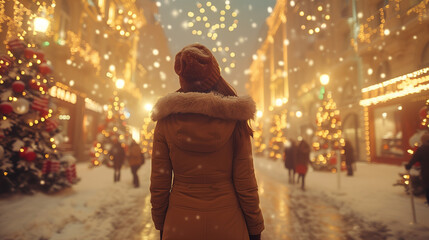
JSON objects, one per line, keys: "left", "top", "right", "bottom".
{"left": 40, "top": 83, "right": 48, "bottom": 91}
{"left": 329, "top": 156, "right": 337, "bottom": 165}
{"left": 0, "top": 56, "right": 13, "bottom": 74}
{"left": 0, "top": 102, "right": 13, "bottom": 115}
{"left": 29, "top": 79, "right": 39, "bottom": 90}
{"left": 97, "top": 124, "right": 105, "bottom": 133}
{"left": 12, "top": 81, "right": 26, "bottom": 93}
{"left": 39, "top": 63, "right": 51, "bottom": 75}
{"left": 34, "top": 51, "right": 45, "bottom": 62}
{"left": 25, "top": 150, "right": 36, "bottom": 162}
{"left": 19, "top": 147, "right": 28, "bottom": 158}
{"left": 24, "top": 48, "right": 35, "bottom": 59}
{"left": 419, "top": 106, "right": 428, "bottom": 119}
{"left": 7, "top": 39, "right": 26, "bottom": 55}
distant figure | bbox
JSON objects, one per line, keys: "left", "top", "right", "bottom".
{"left": 295, "top": 140, "right": 310, "bottom": 191}
{"left": 344, "top": 140, "right": 355, "bottom": 176}
{"left": 128, "top": 140, "right": 144, "bottom": 188}
{"left": 283, "top": 139, "right": 297, "bottom": 184}
{"left": 110, "top": 139, "right": 125, "bottom": 182}
{"left": 405, "top": 132, "right": 429, "bottom": 204}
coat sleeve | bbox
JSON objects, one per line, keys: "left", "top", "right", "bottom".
{"left": 232, "top": 129, "right": 265, "bottom": 235}
{"left": 150, "top": 121, "right": 172, "bottom": 230}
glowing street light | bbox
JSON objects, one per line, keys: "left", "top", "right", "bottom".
{"left": 115, "top": 78, "right": 125, "bottom": 89}
{"left": 34, "top": 17, "right": 50, "bottom": 33}
{"left": 320, "top": 74, "right": 330, "bottom": 85}
{"left": 144, "top": 103, "right": 153, "bottom": 112}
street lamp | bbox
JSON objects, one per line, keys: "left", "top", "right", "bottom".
{"left": 144, "top": 103, "right": 153, "bottom": 112}
{"left": 34, "top": 17, "right": 50, "bottom": 33}
{"left": 115, "top": 78, "right": 125, "bottom": 89}
{"left": 320, "top": 74, "right": 330, "bottom": 86}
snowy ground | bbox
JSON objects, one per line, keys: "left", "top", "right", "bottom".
{"left": 255, "top": 157, "right": 429, "bottom": 240}
{"left": 0, "top": 157, "right": 428, "bottom": 240}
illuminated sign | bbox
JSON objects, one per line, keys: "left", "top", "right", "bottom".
{"left": 59, "top": 114, "right": 71, "bottom": 120}
{"left": 85, "top": 97, "right": 103, "bottom": 113}
{"left": 360, "top": 67, "right": 429, "bottom": 107}
{"left": 49, "top": 86, "right": 77, "bottom": 104}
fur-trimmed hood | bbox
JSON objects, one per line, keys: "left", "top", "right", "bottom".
{"left": 151, "top": 91, "right": 256, "bottom": 121}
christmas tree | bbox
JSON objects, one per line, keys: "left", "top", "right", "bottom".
{"left": 268, "top": 112, "right": 287, "bottom": 160}
{"left": 252, "top": 119, "right": 265, "bottom": 156}
{"left": 140, "top": 116, "right": 155, "bottom": 158}
{"left": 311, "top": 92, "right": 345, "bottom": 172}
{"left": 91, "top": 92, "right": 131, "bottom": 167}
{"left": 0, "top": 39, "right": 77, "bottom": 194}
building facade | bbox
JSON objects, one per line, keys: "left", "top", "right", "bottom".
{"left": 1, "top": 0, "right": 173, "bottom": 161}
{"left": 247, "top": 0, "right": 428, "bottom": 165}
{"left": 356, "top": 0, "right": 429, "bottom": 164}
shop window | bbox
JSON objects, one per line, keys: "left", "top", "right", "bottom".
{"left": 374, "top": 104, "right": 404, "bottom": 158}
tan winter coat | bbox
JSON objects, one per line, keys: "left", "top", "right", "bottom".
{"left": 150, "top": 91, "right": 264, "bottom": 240}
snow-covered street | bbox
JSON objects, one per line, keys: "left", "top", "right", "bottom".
{"left": 1, "top": 156, "right": 429, "bottom": 240}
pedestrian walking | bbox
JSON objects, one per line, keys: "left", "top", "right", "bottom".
{"left": 128, "top": 139, "right": 144, "bottom": 188}
{"left": 110, "top": 138, "right": 125, "bottom": 182}
{"left": 344, "top": 139, "right": 355, "bottom": 176}
{"left": 150, "top": 43, "right": 264, "bottom": 240}
{"left": 295, "top": 140, "right": 310, "bottom": 191}
{"left": 284, "top": 139, "right": 297, "bottom": 184}
{"left": 405, "top": 132, "right": 429, "bottom": 204}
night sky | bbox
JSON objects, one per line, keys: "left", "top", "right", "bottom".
{"left": 155, "top": 0, "right": 277, "bottom": 94}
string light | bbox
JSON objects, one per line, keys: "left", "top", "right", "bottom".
{"left": 359, "top": 1, "right": 428, "bottom": 43}
{"left": 186, "top": 1, "right": 238, "bottom": 73}
{"left": 360, "top": 67, "right": 429, "bottom": 106}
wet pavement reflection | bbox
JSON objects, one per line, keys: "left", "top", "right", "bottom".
{"left": 140, "top": 194, "right": 158, "bottom": 240}
{"left": 254, "top": 159, "right": 390, "bottom": 240}
{"left": 138, "top": 159, "right": 389, "bottom": 240}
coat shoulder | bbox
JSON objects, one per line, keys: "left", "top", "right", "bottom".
{"left": 151, "top": 92, "right": 256, "bottom": 121}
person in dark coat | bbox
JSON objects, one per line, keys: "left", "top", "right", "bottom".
{"left": 150, "top": 43, "right": 264, "bottom": 240}
{"left": 295, "top": 140, "right": 310, "bottom": 191}
{"left": 284, "top": 139, "right": 297, "bottom": 184}
{"left": 405, "top": 132, "right": 429, "bottom": 204}
{"left": 128, "top": 140, "right": 144, "bottom": 187}
{"left": 110, "top": 139, "right": 125, "bottom": 182}
{"left": 344, "top": 139, "right": 355, "bottom": 176}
